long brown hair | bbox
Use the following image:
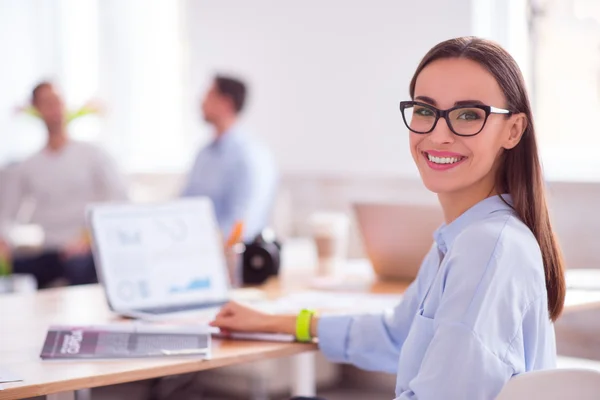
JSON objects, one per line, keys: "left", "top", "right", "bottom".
{"left": 409, "top": 37, "right": 565, "bottom": 321}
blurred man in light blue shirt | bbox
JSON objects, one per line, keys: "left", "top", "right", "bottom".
{"left": 182, "top": 75, "right": 277, "bottom": 242}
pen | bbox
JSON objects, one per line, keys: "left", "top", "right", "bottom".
{"left": 226, "top": 221, "right": 244, "bottom": 248}
{"left": 161, "top": 348, "right": 210, "bottom": 356}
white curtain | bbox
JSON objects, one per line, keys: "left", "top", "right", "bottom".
{"left": 99, "top": 0, "right": 199, "bottom": 173}
{"left": 0, "top": 1, "right": 61, "bottom": 164}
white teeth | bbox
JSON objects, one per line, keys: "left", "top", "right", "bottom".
{"left": 427, "top": 153, "right": 462, "bottom": 164}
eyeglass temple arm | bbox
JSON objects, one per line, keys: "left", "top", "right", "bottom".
{"left": 490, "top": 106, "right": 512, "bottom": 115}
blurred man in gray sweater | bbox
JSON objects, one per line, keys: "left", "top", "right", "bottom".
{"left": 0, "top": 82, "right": 127, "bottom": 288}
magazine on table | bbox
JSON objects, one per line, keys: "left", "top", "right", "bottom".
{"left": 40, "top": 324, "right": 211, "bottom": 360}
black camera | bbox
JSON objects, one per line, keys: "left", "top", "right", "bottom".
{"left": 241, "top": 229, "right": 281, "bottom": 285}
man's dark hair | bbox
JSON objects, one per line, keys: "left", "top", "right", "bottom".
{"left": 214, "top": 75, "right": 247, "bottom": 113}
{"left": 31, "top": 81, "right": 53, "bottom": 105}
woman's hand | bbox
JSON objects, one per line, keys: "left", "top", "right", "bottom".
{"left": 209, "top": 301, "right": 296, "bottom": 334}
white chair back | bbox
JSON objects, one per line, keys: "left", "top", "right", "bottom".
{"left": 496, "top": 369, "right": 600, "bottom": 400}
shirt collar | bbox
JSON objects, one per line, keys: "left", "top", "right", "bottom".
{"left": 207, "top": 124, "right": 243, "bottom": 153}
{"left": 434, "top": 194, "right": 514, "bottom": 254}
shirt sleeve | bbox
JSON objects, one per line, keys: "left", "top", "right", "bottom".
{"left": 219, "top": 156, "right": 257, "bottom": 240}
{"left": 0, "top": 164, "right": 26, "bottom": 239}
{"left": 181, "top": 152, "right": 202, "bottom": 198}
{"left": 93, "top": 148, "right": 128, "bottom": 202}
{"left": 219, "top": 148, "right": 276, "bottom": 241}
{"left": 317, "top": 272, "right": 425, "bottom": 374}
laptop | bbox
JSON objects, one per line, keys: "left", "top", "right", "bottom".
{"left": 87, "top": 198, "right": 231, "bottom": 321}
{"left": 353, "top": 202, "right": 444, "bottom": 281}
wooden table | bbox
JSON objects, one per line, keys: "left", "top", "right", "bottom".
{"left": 1, "top": 261, "right": 598, "bottom": 400}
{"left": 0, "top": 285, "right": 320, "bottom": 400}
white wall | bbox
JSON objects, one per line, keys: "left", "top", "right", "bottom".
{"left": 0, "top": 0, "right": 525, "bottom": 177}
{"left": 186, "top": 0, "right": 475, "bottom": 178}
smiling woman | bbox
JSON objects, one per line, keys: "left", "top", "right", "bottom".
{"left": 209, "top": 36, "right": 566, "bottom": 400}
{"left": 405, "top": 56, "right": 523, "bottom": 202}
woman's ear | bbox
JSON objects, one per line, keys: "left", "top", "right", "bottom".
{"left": 503, "top": 113, "right": 527, "bottom": 150}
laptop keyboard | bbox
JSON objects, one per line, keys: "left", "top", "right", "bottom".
{"left": 138, "top": 300, "right": 227, "bottom": 315}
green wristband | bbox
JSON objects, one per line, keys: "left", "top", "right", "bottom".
{"left": 296, "top": 309, "right": 315, "bottom": 342}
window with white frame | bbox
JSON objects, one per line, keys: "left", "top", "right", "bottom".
{"left": 531, "top": 0, "right": 600, "bottom": 181}
{"left": 0, "top": 0, "right": 198, "bottom": 174}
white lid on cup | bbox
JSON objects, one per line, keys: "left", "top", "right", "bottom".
{"left": 309, "top": 212, "right": 350, "bottom": 236}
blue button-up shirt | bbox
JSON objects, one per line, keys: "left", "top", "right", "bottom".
{"left": 182, "top": 127, "right": 277, "bottom": 241}
{"left": 318, "top": 195, "right": 556, "bottom": 399}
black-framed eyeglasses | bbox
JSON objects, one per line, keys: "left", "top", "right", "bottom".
{"left": 399, "top": 100, "right": 513, "bottom": 137}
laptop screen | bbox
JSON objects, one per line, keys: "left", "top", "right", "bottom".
{"left": 88, "top": 198, "right": 230, "bottom": 312}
